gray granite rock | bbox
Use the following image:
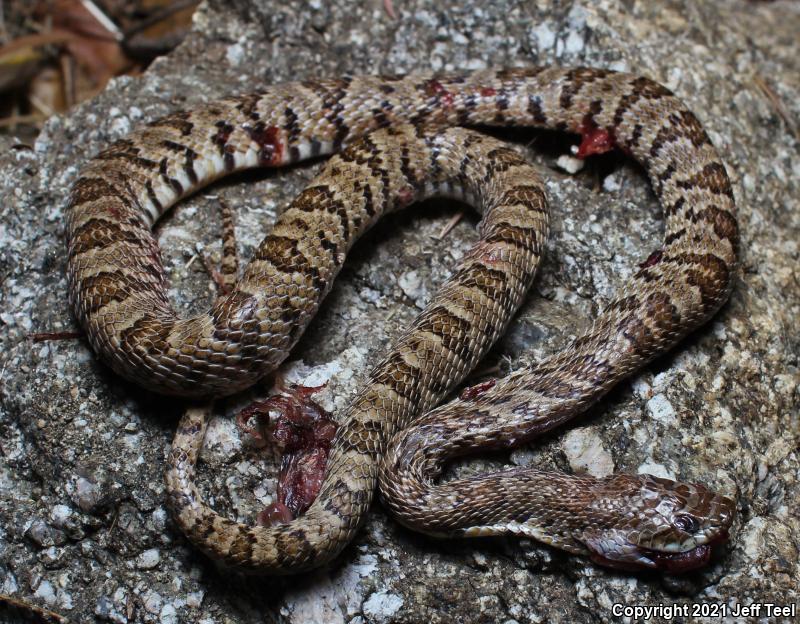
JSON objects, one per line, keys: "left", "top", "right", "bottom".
{"left": 1, "top": 0, "right": 798, "bottom": 622}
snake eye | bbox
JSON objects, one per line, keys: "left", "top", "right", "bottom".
{"left": 674, "top": 514, "right": 699, "bottom": 534}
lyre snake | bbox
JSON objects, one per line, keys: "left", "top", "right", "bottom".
{"left": 66, "top": 67, "right": 738, "bottom": 574}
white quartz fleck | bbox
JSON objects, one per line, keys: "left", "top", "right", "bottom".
{"left": 637, "top": 462, "right": 676, "bottom": 480}
{"left": 362, "top": 591, "right": 404, "bottom": 622}
{"left": 646, "top": 393, "right": 677, "bottom": 426}
{"left": 562, "top": 428, "right": 615, "bottom": 477}
{"left": 136, "top": 548, "right": 161, "bottom": 570}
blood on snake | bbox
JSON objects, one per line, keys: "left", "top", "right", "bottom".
{"left": 65, "top": 67, "right": 738, "bottom": 574}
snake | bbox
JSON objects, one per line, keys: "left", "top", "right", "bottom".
{"left": 66, "top": 66, "right": 738, "bottom": 575}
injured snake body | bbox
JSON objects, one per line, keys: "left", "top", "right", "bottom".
{"left": 66, "top": 67, "right": 737, "bottom": 574}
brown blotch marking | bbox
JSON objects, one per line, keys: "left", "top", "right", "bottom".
{"left": 161, "top": 139, "right": 188, "bottom": 153}
{"left": 626, "top": 123, "right": 644, "bottom": 152}
{"left": 614, "top": 77, "right": 674, "bottom": 128}
{"left": 453, "top": 264, "right": 509, "bottom": 301}
{"left": 300, "top": 78, "right": 329, "bottom": 92}
{"left": 281, "top": 306, "right": 302, "bottom": 325}
{"left": 158, "top": 140, "right": 200, "bottom": 185}
{"left": 643, "top": 290, "right": 682, "bottom": 335}
{"left": 529, "top": 373, "right": 582, "bottom": 400}
{"left": 412, "top": 305, "right": 473, "bottom": 355}
{"left": 96, "top": 139, "right": 158, "bottom": 171}
{"left": 274, "top": 526, "right": 313, "bottom": 560}
{"left": 604, "top": 295, "right": 640, "bottom": 315}
{"left": 322, "top": 80, "right": 352, "bottom": 151}
{"left": 347, "top": 418, "right": 385, "bottom": 441}
{"left": 457, "top": 93, "right": 478, "bottom": 125}
{"left": 655, "top": 162, "right": 677, "bottom": 195}
{"left": 333, "top": 421, "right": 384, "bottom": 457}
{"left": 197, "top": 520, "right": 219, "bottom": 541}
{"left": 334, "top": 204, "right": 353, "bottom": 243}
{"left": 229, "top": 531, "right": 256, "bottom": 562}
{"left": 699, "top": 205, "right": 739, "bottom": 245}
{"left": 178, "top": 421, "right": 203, "bottom": 436}
{"left": 183, "top": 147, "right": 198, "bottom": 185}
{"left": 71, "top": 176, "right": 126, "bottom": 207}
{"left": 484, "top": 222, "right": 542, "bottom": 256}
{"left": 362, "top": 182, "right": 376, "bottom": 218}
{"left": 332, "top": 120, "right": 350, "bottom": 152}
{"left": 495, "top": 67, "right": 545, "bottom": 81}
{"left": 497, "top": 184, "right": 547, "bottom": 211}
{"left": 569, "top": 353, "right": 615, "bottom": 386}
{"left": 558, "top": 67, "right": 609, "bottom": 110}
{"left": 494, "top": 89, "right": 510, "bottom": 123}
{"left": 613, "top": 92, "right": 641, "bottom": 128}
{"left": 321, "top": 495, "right": 345, "bottom": 519}
{"left": 670, "top": 110, "right": 712, "bottom": 149}
{"left": 291, "top": 184, "right": 352, "bottom": 240}
{"left": 527, "top": 94, "right": 547, "bottom": 124}
{"left": 293, "top": 184, "right": 336, "bottom": 213}
{"left": 159, "top": 157, "right": 183, "bottom": 195}
{"left": 323, "top": 478, "right": 372, "bottom": 516}
{"left": 398, "top": 143, "right": 420, "bottom": 191}
{"left": 664, "top": 196, "right": 685, "bottom": 218}
{"left": 317, "top": 230, "right": 338, "bottom": 256}
{"left": 69, "top": 217, "right": 145, "bottom": 258}
{"left": 457, "top": 142, "right": 474, "bottom": 181}
{"left": 481, "top": 147, "right": 526, "bottom": 185}
{"left": 244, "top": 122, "right": 283, "bottom": 166}
{"left": 283, "top": 106, "right": 301, "bottom": 161}
{"left": 254, "top": 235, "right": 320, "bottom": 285}
{"left": 341, "top": 134, "right": 394, "bottom": 209}
{"left": 648, "top": 123, "right": 677, "bottom": 159}
{"left": 212, "top": 120, "right": 236, "bottom": 170}
{"left": 677, "top": 162, "right": 734, "bottom": 197}
{"left": 94, "top": 137, "right": 133, "bottom": 155}
{"left": 372, "top": 351, "right": 424, "bottom": 405}
{"left": 617, "top": 292, "right": 683, "bottom": 352}
{"left": 667, "top": 252, "right": 731, "bottom": 314}
{"left": 149, "top": 110, "right": 194, "bottom": 136}
{"left": 664, "top": 228, "right": 688, "bottom": 246}
{"left": 234, "top": 93, "right": 264, "bottom": 120}
{"left": 78, "top": 271, "right": 144, "bottom": 315}
{"left": 118, "top": 315, "right": 175, "bottom": 356}
{"left": 210, "top": 289, "right": 260, "bottom": 334}
{"left": 144, "top": 180, "right": 162, "bottom": 213}
{"left": 338, "top": 133, "right": 381, "bottom": 167}
{"left": 290, "top": 184, "right": 350, "bottom": 240}
{"left": 373, "top": 98, "right": 394, "bottom": 127}
{"left": 630, "top": 76, "right": 673, "bottom": 99}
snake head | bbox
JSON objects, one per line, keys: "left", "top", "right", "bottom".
{"left": 581, "top": 473, "right": 735, "bottom": 573}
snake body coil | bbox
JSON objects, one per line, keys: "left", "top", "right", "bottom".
{"left": 67, "top": 67, "right": 737, "bottom": 574}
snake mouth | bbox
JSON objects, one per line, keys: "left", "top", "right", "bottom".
{"left": 588, "top": 530, "right": 729, "bottom": 573}
{"left": 637, "top": 543, "right": 712, "bottom": 573}
{"left": 646, "top": 528, "right": 731, "bottom": 573}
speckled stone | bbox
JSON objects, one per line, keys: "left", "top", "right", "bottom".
{"left": 1, "top": 0, "right": 798, "bottom": 622}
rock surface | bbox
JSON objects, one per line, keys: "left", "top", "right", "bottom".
{"left": 1, "top": 0, "right": 798, "bottom": 622}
